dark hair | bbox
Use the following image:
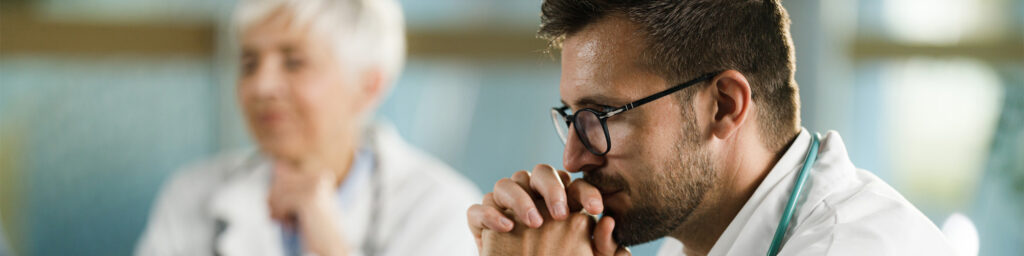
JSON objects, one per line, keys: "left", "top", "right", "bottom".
{"left": 539, "top": 0, "right": 800, "bottom": 150}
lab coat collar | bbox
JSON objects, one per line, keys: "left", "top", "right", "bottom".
{"left": 206, "top": 123, "right": 399, "bottom": 256}
{"left": 700, "top": 128, "right": 814, "bottom": 255}
{"left": 702, "top": 128, "right": 853, "bottom": 255}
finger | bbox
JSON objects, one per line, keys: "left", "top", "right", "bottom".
{"left": 568, "top": 212, "right": 595, "bottom": 233}
{"left": 610, "top": 245, "right": 626, "bottom": 256}
{"left": 267, "top": 198, "right": 294, "bottom": 226}
{"left": 557, "top": 170, "right": 571, "bottom": 186}
{"left": 266, "top": 188, "right": 287, "bottom": 221}
{"left": 468, "top": 204, "right": 514, "bottom": 233}
{"left": 593, "top": 216, "right": 619, "bottom": 256}
{"left": 615, "top": 247, "right": 631, "bottom": 256}
{"left": 510, "top": 170, "right": 535, "bottom": 198}
{"left": 267, "top": 197, "right": 283, "bottom": 221}
{"left": 273, "top": 161, "right": 298, "bottom": 174}
{"left": 530, "top": 164, "right": 570, "bottom": 220}
{"left": 567, "top": 179, "right": 604, "bottom": 215}
{"left": 468, "top": 202, "right": 486, "bottom": 252}
{"left": 493, "top": 178, "right": 545, "bottom": 228}
{"left": 482, "top": 192, "right": 496, "bottom": 207}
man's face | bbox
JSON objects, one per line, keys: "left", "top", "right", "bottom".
{"left": 237, "top": 10, "right": 365, "bottom": 161}
{"left": 559, "top": 16, "right": 718, "bottom": 246}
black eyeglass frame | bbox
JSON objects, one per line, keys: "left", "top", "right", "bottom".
{"left": 552, "top": 71, "right": 721, "bottom": 155}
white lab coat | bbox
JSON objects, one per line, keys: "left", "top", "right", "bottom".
{"left": 657, "top": 129, "right": 955, "bottom": 255}
{"left": 136, "top": 124, "right": 482, "bottom": 256}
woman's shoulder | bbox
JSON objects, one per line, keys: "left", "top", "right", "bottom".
{"left": 156, "top": 149, "right": 258, "bottom": 204}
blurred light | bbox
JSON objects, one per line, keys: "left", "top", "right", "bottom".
{"left": 882, "top": 58, "right": 1003, "bottom": 207}
{"left": 942, "top": 213, "right": 980, "bottom": 256}
{"left": 882, "top": 0, "right": 978, "bottom": 44}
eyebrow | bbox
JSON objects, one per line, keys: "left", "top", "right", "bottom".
{"left": 280, "top": 45, "right": 298, "bottom": 54}
{"left": 561, "top": 95, "right": 625, "bottom": 109}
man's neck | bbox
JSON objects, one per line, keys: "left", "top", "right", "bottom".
{"left": 669, "top": 129, "right": 800, "bottom": 255}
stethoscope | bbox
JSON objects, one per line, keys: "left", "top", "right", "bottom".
{"left": 221, "top": 149, "right": 384, "bottom": 256}
{"left": 766, "top": 132, "right": 821, "bottom": 256}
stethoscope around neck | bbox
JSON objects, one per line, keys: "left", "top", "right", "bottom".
{"left": 766, "top": 132, "right": 821, "bottom": 256}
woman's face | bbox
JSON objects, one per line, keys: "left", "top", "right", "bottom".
{"left": 237, "top": 12, "right": 369, "bottom": 162}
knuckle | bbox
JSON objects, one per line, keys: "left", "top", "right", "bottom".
{"left": 568, "top": 213, "right": 592, "bottom": 231}
{"left": 557, "top": 169, "right": 570, "bottom": 177}
{"left": 513, "top": 170, "right": 530, "bottom": 178}
{"left": 494, "top": 178, "right": 513, "bottom": 190}
{"left": 489, "top": 212, "right": 508, "bottom": 226}
{"left": 513, "top": 193, "right": 533, "bottom": 206}
{"left": 481, "top": 207, "right": 497, "bottom": 220}
{"left": 533, "top": 163, "right": 553, "bottom": 172}
{"left": 567, "top": 179, "right": 585, "bottom": 188}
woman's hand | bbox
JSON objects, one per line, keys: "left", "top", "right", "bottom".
{"left": 268, "top": 161, "right": 349, "bottom": 256}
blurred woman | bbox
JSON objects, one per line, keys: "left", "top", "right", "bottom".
{"left": 135, "top": 0, "right": 480, "bottom": 255}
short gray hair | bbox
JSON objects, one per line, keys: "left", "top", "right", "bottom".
{"left": 233, "top": 0, "right": 406, "bottom": 89}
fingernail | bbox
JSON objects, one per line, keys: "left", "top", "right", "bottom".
{"left": 499, "top": 217, "right": 513, "bottom": 229}
{"left": 527, "top": 208, "right": 543, "bottom": 227}
{"left": 553, "top": 201, "right": 568, "bottom": 218}
{"left": 588, "top": 199, "right": 602, "bottom": 213}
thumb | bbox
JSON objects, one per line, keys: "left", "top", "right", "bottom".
{"left": 593, "top": 216, "right": 622, "bottom": 256}
{"left": 614, "top": 246, "right": 631, "bottom": 256}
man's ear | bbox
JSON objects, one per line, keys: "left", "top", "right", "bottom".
{"left": 709, "top": 70, "right": 752, "bottom": 140}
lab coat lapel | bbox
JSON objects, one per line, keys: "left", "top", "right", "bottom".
{"left": 208, "top": 158, "right": 284, "bottom": 256}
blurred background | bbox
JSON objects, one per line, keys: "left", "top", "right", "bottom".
{"left": 0, "top": 0, "right": 1022, "bottom": 255}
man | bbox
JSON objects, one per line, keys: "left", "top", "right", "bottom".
{"left": 136, "top": 0, "right": 480, "bottom": 255}
{"left": 467, "top": 0, "right": 955, "bottom": 255}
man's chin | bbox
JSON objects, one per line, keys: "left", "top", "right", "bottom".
{"left": 610, "top": 203, "right": 690, "bottom": 247}
{"left": 602, "top": 190, "right": 631, "bottom": 215}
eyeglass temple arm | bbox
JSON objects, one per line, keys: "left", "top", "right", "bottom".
{"left": 604, "top": 72, "right": 720, "bottom": 117}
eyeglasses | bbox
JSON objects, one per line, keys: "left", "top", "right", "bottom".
{"left": 551, "top": 71, "right": 720, "bottom": 155}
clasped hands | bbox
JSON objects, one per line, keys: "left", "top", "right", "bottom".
{"left": 467, "top": 164, "right": 630, "bottom": 256}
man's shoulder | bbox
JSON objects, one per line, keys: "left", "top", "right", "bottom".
{"left": 792, "top": 168, "right": 953, "bottom": 255}
{"left": 818, "top": 168, "right": 930, "bottom": 224}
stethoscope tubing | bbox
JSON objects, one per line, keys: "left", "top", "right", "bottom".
{"left": 767, "top": 132, "right": 821, "bottom": 256}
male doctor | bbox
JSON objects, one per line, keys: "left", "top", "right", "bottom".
{"left": 136, "top": 0, "right": 480, "bottom": 255}
{"left": 467, "top": 0, "right": 956, "bottom": 255}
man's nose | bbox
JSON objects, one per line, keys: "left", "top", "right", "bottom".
{"left": 562, "top": 124, "right": 605, "bottom": 173}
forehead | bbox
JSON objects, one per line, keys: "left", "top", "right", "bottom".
{"left": 559, "top": 15, "right": 653, "bottom": 107}
{"left": 240, "top": 9, "right": 320, "bottom": 51}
